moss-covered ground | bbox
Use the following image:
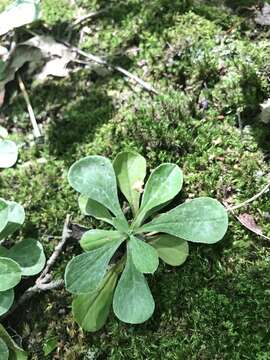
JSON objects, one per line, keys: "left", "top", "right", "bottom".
{"left": 1, "top": 0, "right": 270, "bottom": 359}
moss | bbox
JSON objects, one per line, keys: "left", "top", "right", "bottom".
{"left": 1, "top": 0, "right": 270, "bottom": 359}
{"left": 41, "top": 0, "right": 75, "bottom": 26}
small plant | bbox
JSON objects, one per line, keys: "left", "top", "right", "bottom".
{"left": 65, "top": 152, "right": 228, "bottom": 331}
{"left": 0, "top": 198, "right": 45, "bottom": 359}
{"left": 0, "top": 198, "right": 46, "bottom": 317}
{"left": 0, "top": 135, "right": 45, "bottom": 359}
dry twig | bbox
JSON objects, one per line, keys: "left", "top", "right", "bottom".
{"left": 63, "top": 42, "right": 159, "bottom": 94}
{"left": 226, "top": 182, "right": 270, "bottom": 212}
{"left": 17, "top": 74, "right": 41, "bottom": 138}
{"left": 1, "top": 215, "right": 71, "bottom": 320}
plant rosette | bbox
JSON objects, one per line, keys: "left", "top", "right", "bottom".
{"left": 65, "top": 151, "right": 228, "bottom": 331}
{"left": 0, "top": 198, "right": 45, "bottom": 318}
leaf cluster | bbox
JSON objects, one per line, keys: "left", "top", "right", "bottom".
{"left": 64, "top": 152, "right": 228, "bottom": 331}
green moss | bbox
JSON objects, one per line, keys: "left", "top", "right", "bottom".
{"left": 41, "top": 0, "right": 75, "bottom": 26}
{"left": 1, "top": 0, "right": 270, "bottom": 359}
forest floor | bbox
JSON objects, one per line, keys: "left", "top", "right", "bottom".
{"left": 1, "top": 0, "right": 270, "bottom": 359}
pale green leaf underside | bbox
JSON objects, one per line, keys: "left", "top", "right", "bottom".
{"left": 78, "top": 195, "right": 113, "bottom": 225}
{"left": 113, "top": 151, "right": 146, "bottom": 215}
{"left": 0, "top": 337, "right": 9, "bottom": 360}
{"left": 113, "top": 251, "right": 155, "bottom": 324}
{"left": 0, "top": 201, "right": 25, "bottom": 240}
{"left": 137, "top": 197, "right": 228, "bottom": 244}
{"left": 72, "top": 267, "right": 118, "bottom": 332}
{"left": 0, "top": 257, "right": 21, "bottom": 291}
{"left": 8, "top": 238, "right": 45, "bottom": 276}
{"left": 68, "top": 156, "right": 123, "bottom": 217}
{"left": 0, "top": 289, "right": 14, "bottom": 316}
{"left": 149, "top": 234, "right": 189, "bottom": 266}
{"left": 0, "top": 0, "right": 41, "bottom": 36}
{"left": 134, "top": 163, "right": 183, "bottom": 227}
{"left": 80, "top": 229, "right": 126, "bottom": 252}
{"left": 0, "top": 140, "right": 18, "bottom": 168}
{"left": 65, "top": 239, "right": 124, "bottom": 294}
{"left": 111, "top": 216, "right": 129, "bottom": 233}
{"left": 129, "top": 236, "right": 159, "bottom": 274}
{"left": 0, "top": 199, "right": 9, "bottom": 234}
{"left": 0, "top": 324, "right": 27, "bottom": 360}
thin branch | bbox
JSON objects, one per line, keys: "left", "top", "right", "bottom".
{"left": 1, "top": 215, "right": 71, "bottom": 320}
{"left": 17, "top": 74, "right": 41, "bottom": 138}
{"left": 63, "top": 43, "right": 159, "bottom": 95}
{"left": 37, "top": 214, "right": 71, "bottom": 283}
{"left": 227, "top": 182, "right": 270, "bottom": 212}
{"left": 71, "top": 9, "right": 108, "bottom": 28}
{"left": 1, "top": 280, "right": 64, "bottom": 320}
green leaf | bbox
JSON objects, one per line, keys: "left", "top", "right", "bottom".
{"left": 113, "top": 151, "right": 146, "bottom": 215}
{"left": 43, "top": 337, "right": 58, "bottom": 357}
{"left": 137, "top": 197, "right": 228, "bottom": 244}
{"left": 149, "top": 234, "right": 189, "bottom": 266}
{"left": 111, "top": 216, "right": 129, "bottom": 233}
{"left": 0, "top": 289, "right": 14, "bottom": 316}
{"left": 0, "top": 199, "right": 9, "bottom": 234}
{"left": 113, "top": 251, "right": 155, "bottom": 324}
{"left": 129, "top": 236, "right": 159, "bottom": 274}
{"left": 0, "top": 338, "right": 9, "bottom": 360}
{"left": 0, "top": 201, "right": 25, "bottom": 240}
{"left": 8, "top": 238, "right": 45, "bottom": 276}
{"left": 0, "top": 125, "right": 8, "bottom": 138}
{"left": 0, "top": 257, "right": 21, "bottom": 291}
{"left": 78, "top": 195, "right": 113, "bottom": 224}
{"left": 0, "top": 140, "right": 18, "bottom": 168}
{"left": 133, "top": 163, "right": 183, "bottom": 227}
{"left": 0, "top": 0, "right": 41, "bottom": 36}
{"left": 72, "top": 266, "right": 119, "bottom": 332}
{"left": 80, "top": 229, "right": 126, "bottom": 252}
{"left": 0, "top": 324, "right": 27, "bottom": 360}
{"left": 65, "top": 239, "right": 124, "bottom": 294}
{"left": 68, "top": 156, "right": 123, "bottom": 217}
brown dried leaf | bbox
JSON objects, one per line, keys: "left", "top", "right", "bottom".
{"left": 237, "top": 213, "right": 270, "bottom": 240}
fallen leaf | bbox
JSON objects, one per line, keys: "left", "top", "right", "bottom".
{"left": 238, "top": 213, "right": 270, "bottom": 241}
{"left": 0, "top": 36, "right": 76, "bottom": 105}
{"left": 0, "top": 45, "right": 42, "bottom": 105}
{"left": 255, "top": 3, "right": 270, "bottom": 26}
{"left": 22, "top": 35, "right": 76, "bottom": 79}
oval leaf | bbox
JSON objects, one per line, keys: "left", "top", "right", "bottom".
{"left": 8, "top": 238, "right": 45, "bottom": 276}
{"left": 149, "top": 234, "right": 189, "bottom": 266}
{"left": 80, "top": 229, "right": 126, "bottom": 252}
{"left": 0, "top": 201, "right": 25, "bottom": 240}
{"left": 68, "top": 156, "right": 123, "bottom": 217}
{"left": 0, "top": 338, "right": 9, "bottom": 360}
{"left": 0, "top": 289, "right": 14, "bottom": 316}
{"left": 134, "top": 164, "right": 183, "bottom": 227}
{"left": 137, "top": 197, "right": 228, "bottom": 244}
{"left": 78, "top": 195, "right": 113, "bottom": 224}
{"left": 0, "top": 140, "right": 18, "bottom": 168}
{"left": 0, "top": 324, "right": 27, "bottom": 360}
{"left": 65, "top": 239, "right": 124, "bottom": 294}
{"left": 113, "top": 151, "right": 146, "bottom": 215}
{"left": 113, "top": 252, "right": 155, "bottom": 324}
{"left": 0, "top": 257, "right": 21, "bottom": 291}
{"left": 0, "top": 199, "right": 9, "bottom": 234}
{"left": 72, "top": 266, "right": 119, "bottom": 332}
{"left": 0, "top": 0, "right": 41, "bottom": 36}
{"left": 129, "top": 236, "right": 159, "bottom": 274}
